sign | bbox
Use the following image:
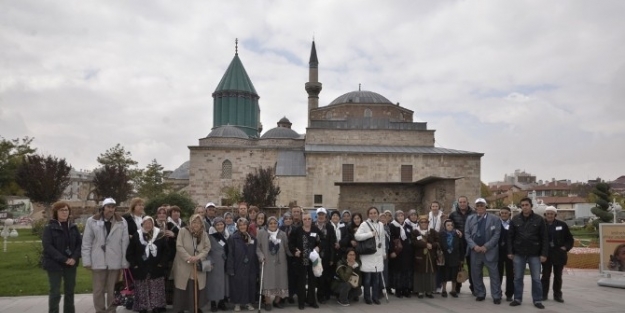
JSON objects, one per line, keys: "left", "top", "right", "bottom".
{"left": 599, "top": 223, "right": 625, "bottom": 273}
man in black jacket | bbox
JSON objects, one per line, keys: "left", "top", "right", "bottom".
{"left": 449, "top": 196, "right": 476, "bottom": 294}
{"left": 540, "top": 206, "right": 574, "bottom": 303}
{"left": 507, "top": 197, "right": 549, "bottom": 309}
{"left": 497, "top": 207, "right": 514, "bottom": 302}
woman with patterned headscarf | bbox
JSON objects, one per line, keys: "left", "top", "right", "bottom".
{"left": 257, "top": 216, "right": 290, "bottom": 310}
{"left": 126, "top": 216, "right": 169, "bottom": 313}
{"left": 172, "top": 214, "right": 211, "bottom": 313}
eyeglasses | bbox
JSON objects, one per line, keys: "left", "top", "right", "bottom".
{"left": 58, "top": 209, "right": 69, "bottom": 212}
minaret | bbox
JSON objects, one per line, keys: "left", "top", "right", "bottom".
{"left": 305, "top": 40, "right": 322, "bottom": 127}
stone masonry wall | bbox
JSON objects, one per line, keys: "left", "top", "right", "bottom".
{"left": 305, "top": 128, "right": 435, "bottom": 146}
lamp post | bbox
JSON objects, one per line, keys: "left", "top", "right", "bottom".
{"left": 1, "top": 218, "right": 18, "bottom": 252}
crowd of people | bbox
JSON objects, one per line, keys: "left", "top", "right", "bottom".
{"left": 40, "top": 195, "right": 576, "bottom": 313}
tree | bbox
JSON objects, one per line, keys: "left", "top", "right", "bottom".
{"left": 221, "top": 185, "right": 243, "bottom": 207}
{"left": 97, "top": 143, "right": 140, "bottom": 182}
{"left": 0, "top": 136, "right": 36, "bottom": 195}
{"left": 144, "top": 192, "right": 196, "bottom": 218}
{"left": 14, "top": 154, "right": 71, "bottom": 218}
{"left": 242, "top": 166, "right": 281, "bottom": 209}
{"left": 590, "top": 182, "right": 613, "bottom": 226}
{"left": 480, "top": 182, "right": 491, "bottom": 198}
{"left": 135, "top": 159, "right": 171, "bottom": 200}
{"left": 92, "top": 164, "right": 133, "bottom": 203}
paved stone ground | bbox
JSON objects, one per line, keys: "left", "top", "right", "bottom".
{"left": 1, "top": 271, "right": 624, "bottom": 313}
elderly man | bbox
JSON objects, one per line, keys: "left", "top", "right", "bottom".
{"left": 541, "top": 206, "right": 573, "bottom": 303}
{"left": 507, "top": 197, "right": 549, "bottom": 309}
{"left": 465, "top": 198, "right": 502, "bottom": 304}
{"left": 82, "top": 198, "right": 129, "bottom": 313}
{"left": 205, "top": 202, "right": 217, "bottom": 228}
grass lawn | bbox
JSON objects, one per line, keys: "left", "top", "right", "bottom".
{"left": 0, "top": 241, "right": 93, "bottom": 296}
{"left": 12, "top": 228, "right": 42, "bottom": 242}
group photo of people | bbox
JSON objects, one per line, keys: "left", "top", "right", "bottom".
{"left": 41, "top": 195, "right": 575, "bottom": 312}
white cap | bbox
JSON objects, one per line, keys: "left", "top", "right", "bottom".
{"left": 102, "top": 198, "right": 116, "bottom": 207}
{"left": 475, "top": 198, "right": 488, "bottom": 205}
{"left": 316, "top": 207, "right": 327, "bottom": 215}
{"left": 545, "top": 206, "right": 557, "bottom": 213}
{"left": 205, "top": 202, "right": 216, "bottom": 208}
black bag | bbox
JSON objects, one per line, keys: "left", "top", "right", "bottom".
{"left": 356, "top": 222, "right": 377, "bottom": 255}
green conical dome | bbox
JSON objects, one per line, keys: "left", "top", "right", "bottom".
{"left": 212, "top": 53, "right": 261, "bottom": 138}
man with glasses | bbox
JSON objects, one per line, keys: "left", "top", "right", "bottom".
{"left": 507, "top": 197, "right": 548, "bottom": 309}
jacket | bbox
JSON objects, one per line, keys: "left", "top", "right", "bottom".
{"left": 81, "top": 212, "right": 129, "bottom": 270}
{"left": 354, "top": 220, "right": 385, "bottom": 272}
{"left": 412, "top": 228, "right": 440, "bottom": 273}
{"left": 172, "top": 227, "right": 210, "bottom": 290}
{"left": 464, "top": 213, "right": 501, "bottom": 262}
{"left": 126, "top": 230, "right": 169, "bottom": 280}
{"left": 507, "top": 211, "right": 548, "bottom": 257}
{"left": 449, "top": 204, "right": 475, "bottom": 255}
{"left": 545, "top": 219, "right": 574, "bottom": 266}
{"left": 288, "top": 225, "right": 321, "bottom": 269}
{"left": 42, "top": 220, "right": 82, "bottom": 272}
{"left": 331, "top": 258, "right": 362, "bottom": 290}
{"left": 315, "top": 221, "right": 337, "bottom": 264}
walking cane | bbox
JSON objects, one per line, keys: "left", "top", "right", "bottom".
{"left": 376, "top": 266, "right": 389, "bottom": 303}
{"left": 193, "top": 261, "right": 199, "bottom": 313}
{"left": 258, "top": 261, "right": 265, "bottom": 313}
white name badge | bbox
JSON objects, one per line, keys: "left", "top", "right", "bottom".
{"left": 277, "top": 239, "right": 282, "bottom": 244}
{"left": 219, "top": 240, "right": 226, "bottom": 246}
{"left": 491, "top": 226, "right": 496, "bottom": 230}
{"left": 310, "top": 233, "right": 317, "bottom": 237}
{"left": 97, "top": 221, "right": 104, "bottom": 227}
{"left": 555, "top": 226, "right": 563, "bottom": 231}
{"left": 338, "top": 224, "right": 345, "bottom": 228}
{"left": 504, "top": 225, "right": 509, "bottom": 230}
{"left": 406, "top": 229, "right": 411, "bottom": 233}
{"left": 250, "top": 240, "right": 255, "bottom": 244}
{"left": 417, "top": 236, "right": 423, "bottom": 240}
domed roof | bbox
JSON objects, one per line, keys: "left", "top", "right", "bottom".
{"left": 207, "top": 125, "right": 249, "bottom": 139}
{"left": 168, "top": 161, "right": 190, "bottom": 180}
{"left": 278, "top": 116, "right": 291, "bottom": 124}
{"left": 261, "top": 127, "right": 300, "bottom": 139}
{"left": 329, "top": 90, "right": 393, "bottom": 106}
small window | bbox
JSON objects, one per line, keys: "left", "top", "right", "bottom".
{"left": 364, "top": 108, "right": 372, "bottom": 118}
{"left": 401, "top": 165, "right": 413, "bottom": 182}
{"left": 342, "top": 164, "right": 354, "bottom": 182}
{"left": 314, "top": 194, "right": 323, "bottom": 204}
{"left": 221, "top": 160, "right": 232, "bottom": 179}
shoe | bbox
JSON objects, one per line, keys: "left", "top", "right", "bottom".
{"left": 506, "top": 296, "right": 513, "bottom": 302}
{"left": 450, "top": 291, "right": 458, "bottom": 298}
{"left": 509, "top": 300, "right": 521, "bottom": 307}
{"left": 373, "top": 299, "right": 381, "bottom": 305}
{"left": 494, "top": 299, "right": 501, "bottom": 305}
{"left": 308, "top": 303, "right": 319, "bottom": 309}
{"left": 351, "top": 296, "right": 359, "bottom": 302}
{"left": 554, "top": 297, "right": 564, "bottom": 303}
{"left": 476, "top": 296, "right": 485, "bottom": 301}
{"left": 425, "top": 293, "right": 434, "bottom": 298}
{"left": 337, "top": 300, "right": 350, "bottom": 307}
{"left": 365, "top": 299, "right": 372, "bottom": 305}
{"left": 396, "top": 292, "right": 403, "bottom": 298}
{"left": 534, "top": 303, "right": 545, "bottom": 309}
{"left": 234, "top": 305, "right": 241, "bottom": 312}
{"left": 264, "top": 304, "right": 272, "bottom": 311}
{"left": 441, "top": 291, "right": 448, "bottom": 298}
{"left": 246, "top": 304, "right": 255, "bottom": 311}
{"left": 404, "top": 289, "right": 411, "bottom": 298}
{"left": 318, "top": 298, "right": 326, "bottom": 305}
{"left": 211, "top": 306, "right": 218, "bottom": 312}
{"left": 218, "top": 300, "right": 228, "bottom": 311}
{"left": 435, "top": 287, "right": 442, "bottom": 294}
{"left": 298, "top": 304, "right": 304, "bottom": 310}
{"left": 387, "top": 288, "right": 394, "bottom": 295}
{"left": 417, "top": 293, "right": 424, "bottom": 299}
{"left": 273, "top": 301, "right": 284, "bottom": 309}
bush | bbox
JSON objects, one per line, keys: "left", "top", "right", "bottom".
{"left": 144, "top": 192, "right": 197, "bottom": 219}
{"left": 31, "top": 218, "right": 47, "bottom": 239}
{"left": 25, "top": 243, "right": 43, "bottom": 268}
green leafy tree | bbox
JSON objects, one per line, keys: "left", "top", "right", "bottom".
{"left": 15, "top": 154, "right": 71, "bottom": 218}
{"left": 144, "top": 192, "right": 196, "bottom": 219}
{"left": 136, "top": 159, "right": 171, "bottom": 200}
{"left": 0, "top": 136, "right": 36, "bottom": 195}
{"left": 590, "top": 182, "right": 613, "bottom": 226}
{"left": 480, "top": 182, "right": 491, "bottom": 198}
{"left": 242, "top": 166, "right": 281, "bottom": 209}
{"left": 96, "top": 143, "right": 140, "bottom": 182}
{"left": 92, "top": 164, "right": 133, "bottom": 203}
{"left": 221, "top": 185, "right": 242, "bottom": 207}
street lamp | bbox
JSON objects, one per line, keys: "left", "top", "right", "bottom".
{"left": 1, "top": 218, "right": 19, "bottom": 252}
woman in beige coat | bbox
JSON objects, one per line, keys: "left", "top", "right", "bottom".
{"left": 173, "top": 214, "right": 211, "bottom": 313}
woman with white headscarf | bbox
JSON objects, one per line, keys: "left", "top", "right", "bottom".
{"left": 256, "top": 216, "right": 290, "bottom": 310}
{"left": 126, "top": 216, "right": 169, "bottom": 313}
{"left": 206, "top": 217, "right": 230, "bottom": 311}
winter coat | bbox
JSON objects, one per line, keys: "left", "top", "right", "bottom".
{"left": 388, "top": 222, "right": 413, "bottom": 271}
{"left": 81, "top": 213, "right": 129, "bottom": 270}
{"left": 288, "top": 225, "right": 321, "bottom": 269}
{"left": 439, "top": 230, "right": 461, "bottom": 267}
{"left": 166, "top": 220, "right": 186, "bottom": 261}
{"left": 545, "top": 219, "right": 574, "bottom": 266}
{"left": 354, "top": 220, "right": 385, "bottom": 273}
{"left": 507, "top": 211, "right": 549, "bottom": 257}
{"left": 42, "top": 220, "right": 82, "bottom": 272}
{"left": 205, "top": 232, "right": 229, "bottom": 301}
{"left": 227, "top": 232, "right": 258, "bottom": 304}
{"left": 315, "top": 222, "right": 337, "bottom": 265}
{"left": 331, "top": 259, "right": 362, "bottom": 290}
{"left": 449, "top": 205, "right": 475, "bottom": 255}
{"left": 256, "top": 229, "right": 290, "bottom": 292}
{"left": 126, "top": 230, "right": 169, "bottom": 280}
{"left": 412, "top": 228, "right": 439, "bottom": 273}
{"left": 172, "top": 228, "right": 210, "bottom": 290}
{"left": 498, "top": 219, "right": 511, "bottom": 259}
{"left": 123, "top": 213, "right": 142, "bottom": 239}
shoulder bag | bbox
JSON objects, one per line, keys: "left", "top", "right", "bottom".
{"left": 355, "top": 222, "right": 377, "bottom": 255}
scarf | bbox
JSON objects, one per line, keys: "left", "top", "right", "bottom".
{"left": 405, "top": 219, "right": 418, "bottom": 230}
{"left": 267, "top": 228, "right": 280, "bottom": 255}
{"left": 167, "top": 216, "right": 182, "bottom": 230}
{"left": 332, "top": 222, "right": 342, "bottom": 242}
{"left": 208, "top": 226, "right": 230, "bottom": 239}
{"left": 418, "top": 227, "right": 429, "bottom": 237}
{"left": 138, "top": 227, "right": 161, "bottom": 259}
{"left": 445, "top": 230, "right": 455, "bottom": 254}
{"left": 428, "top": 211, "right": 442, "bottom": 232}
{"left": 391, "top": 220, "right": 407, "bottom": 240}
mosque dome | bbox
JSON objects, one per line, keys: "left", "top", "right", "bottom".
{"left": 261, "top": 127, "right": 300, "bottom": 139}
{"left": 329, "top": 90, "right": 393, "bottom": 106}
{"left": 207, "top": 125, "right": 249, "bottom": 139}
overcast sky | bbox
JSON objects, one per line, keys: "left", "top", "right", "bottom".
{"left": 1, "top": 0, "right": 624, "bottom": 184}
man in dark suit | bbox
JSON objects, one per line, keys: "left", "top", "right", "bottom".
{"left": 465, "top": 198, "right": 502, "bottom": 304}
{"left": 498, "top": 207, "right": 514, "bottom": 302}
{"left": 540, "top": 206, "right": 574, "bottom": 303}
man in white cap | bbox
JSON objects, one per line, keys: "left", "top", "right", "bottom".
{"left": 464, "top": 198, "right": 502, "bottom": 304}
{"left": 205, "top": 202, "right": 217, "bottom": 229}
{"left": 82, "top": 198, "right": 129, "bottom": 313}
{"left": 540, "top": 206, "right": 573, "bottom": 303}
{"left": 314, "top": 207, "right": 337, "bottom": 304}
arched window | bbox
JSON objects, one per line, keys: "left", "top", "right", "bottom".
{"left": 221, "top": 160, "right": 232, "bottom": 179}
{"left": 364, "top": 108, "right": 372, "bottom": 117}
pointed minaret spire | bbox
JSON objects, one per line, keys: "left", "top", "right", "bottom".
{"left": 305, "top": 40, "right": 322, "bottom": 127}
{"left": 235, "top": 38, "right": 238, "bottom": 55}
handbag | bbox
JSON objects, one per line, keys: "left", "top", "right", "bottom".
{"left": 436, "top": 247, "right": 445, "bottom": 266}
{"left": 356, "top": 222, "right": 377, "bottom": 255}
{"left": 113, "top": 269, "right": 135, "bottom": 309}
{"left": 201, "top": 259, "right": 213, "bottom": 272}
{"left": 457, "top": 262, "right": 469, "bottom": 283}
{"left": 348, "top": 272, "right": 359, "bottom": 288}
{"left": 393, "top": 238, "right": 403, "bottom": 255}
